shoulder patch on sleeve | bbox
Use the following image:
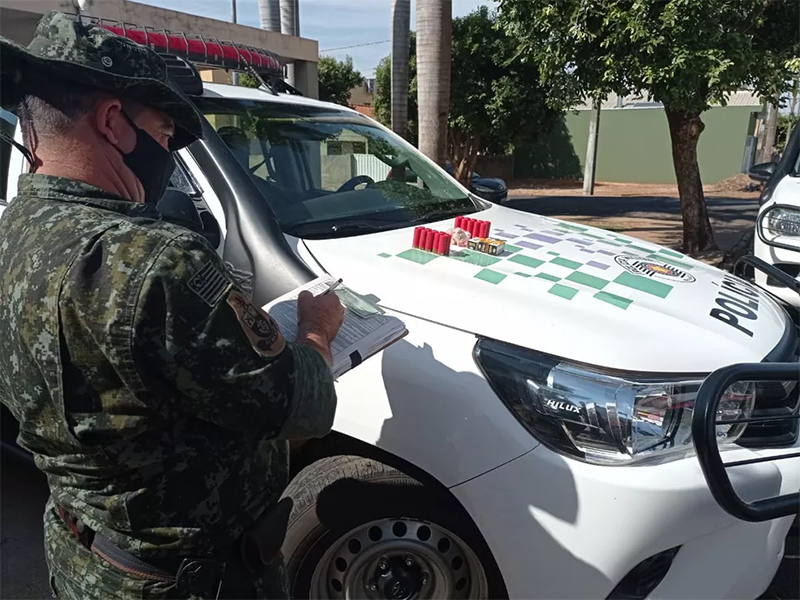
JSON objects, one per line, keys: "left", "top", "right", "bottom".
{"left": 188, "top": 261, "right": 232, "bottom": 306}
{"left": 226, "top": 288, "right": 287, "bottom": 358}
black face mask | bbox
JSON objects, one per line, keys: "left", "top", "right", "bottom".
{"left": 120, "top": 112, "right": 175, "bottom": 205}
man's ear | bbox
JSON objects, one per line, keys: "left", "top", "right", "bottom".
{"left": 94, "top": 98, "right": 134, "bottom": 152}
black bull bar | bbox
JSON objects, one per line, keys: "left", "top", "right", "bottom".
{"left": 692, "top": 362, "right": 800, "bottom": 522}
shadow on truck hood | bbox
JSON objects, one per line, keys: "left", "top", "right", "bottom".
{"left": 302, "top": 205, "right": 791, "bottom": 374}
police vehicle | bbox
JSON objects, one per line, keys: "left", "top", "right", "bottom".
{"left": 747, "top": 124, "right": 800, "bottom": 309}
{"left": 1, "top": 20, "right": 798, "bottom": 600}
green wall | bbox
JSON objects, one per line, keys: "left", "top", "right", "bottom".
{"left": 515, "top": 106, "right": 758, "bottom": 184}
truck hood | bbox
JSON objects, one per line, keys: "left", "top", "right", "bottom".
{"left": 302, "top": 204, "right": 792, "bottom": 373}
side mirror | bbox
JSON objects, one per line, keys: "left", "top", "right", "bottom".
{"left": 157, "top": 188, "right": 203, "bottom": 233}
{"left": 748, "top": 162, "right": 777, "bottom": 182}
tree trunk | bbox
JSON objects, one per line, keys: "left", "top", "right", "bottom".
{"left": 582, "top": 99, "right": 601, "bottom": 195}
{"left": 762, "top": 101, "right": 779, "bottom": 163}
{"left": 280, "top": 0, "right": 297, "bottom": 85}
{"left": 258, "top": 0, "right": 281, "bottom": 31}
{"left": 76, "top": 0, "right": 95, "bottom": 16}
{"left": 417, "top": 0, "right": 452, "bottom": 166}
{"left": 451, "top": 129, "right": 480, "bottom": 187}
{"left": 391, "top": 0, "right": 411, "bottom": 139}
{"left": 665, "top": 108, "right": 717, "bottom": 255}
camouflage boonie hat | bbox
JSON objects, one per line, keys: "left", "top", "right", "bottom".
{"left": 0, "top": 11, "right": 202, "bottom": 149}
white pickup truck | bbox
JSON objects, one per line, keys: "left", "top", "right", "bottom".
{"left": 746, "top": 124, "right": 800, "bottom": 308}
{"left": 1, "top": 33, "right": 798, "bottom": 600}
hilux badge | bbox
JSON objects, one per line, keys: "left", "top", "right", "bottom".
{"left": 545, "top": 399, "right": 581, "bottom": 415}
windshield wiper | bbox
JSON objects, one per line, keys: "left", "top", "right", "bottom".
{"left": 288, "top": 219, "right": 404, "bottom": 238}
{"left": 409, "top": 206, "right": 476, "bottom": 225}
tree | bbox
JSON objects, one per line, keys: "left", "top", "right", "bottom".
{"left": 391, "top": 0, "right": 411, "bottom": 138}
{"left": 417, "top": 0, "right": 452, "bottom": 166}
{"left": 317, "top": 55, "right": 364, "bottom": 106}
{"left": 448, "top": 6, "right": 558, "bottom": 185}
{"left": 257, "top": 0, "right": 281, "bottom": 31}
{"left": 375, "top": 9, "right": 558, "bottom": 186}
{"left": 498, "top": 0, "right": 800, "bottom": 255}
{"left": 375, "top": 33, "right": 418, "bottom": 144}
{"left": 777, "top": 113, "right": 800, "bottom": 155}
{"left": 238, "top": 72, "right": 261, "bottom": 89}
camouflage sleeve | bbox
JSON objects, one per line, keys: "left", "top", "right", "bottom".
{"left": 133, "top": 233, "right": 337, "bottom": 441}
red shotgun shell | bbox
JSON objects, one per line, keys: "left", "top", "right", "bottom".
{"left": 437, "top": 232, "right": 448, "bottom": 255}
{"left": 423, "top": 229, "right": 434, "bottom": 251}
{"left": 413, "top": 226, "right": 423, "bottom": 248}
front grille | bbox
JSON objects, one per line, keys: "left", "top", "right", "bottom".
{"left": 739, "top": 334, "right": 799, "bottom": 448}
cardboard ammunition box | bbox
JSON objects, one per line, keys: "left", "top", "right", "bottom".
{"left": 468, "top": 237, "right": 505, "bottom": 255}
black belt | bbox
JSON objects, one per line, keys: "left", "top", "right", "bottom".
{"left": 57, "top": 504, "right": 226, "bottom": 598}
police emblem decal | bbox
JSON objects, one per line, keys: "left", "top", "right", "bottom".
{"left": 226, "top": 289, "right": 286, "bottom": 358}
{"left": 188, "top": 261, "right": 232, "bottom": 306}
{"left": 615, "top": 255, "right": 696, "bottom": 283}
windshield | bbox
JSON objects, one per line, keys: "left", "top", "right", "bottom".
{"left": 195, "top": 97, "right": 478, "bottom": 238}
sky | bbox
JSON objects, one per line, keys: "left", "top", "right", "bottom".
{"left": 140, "top": 0, "right": 494, "bottom": 76}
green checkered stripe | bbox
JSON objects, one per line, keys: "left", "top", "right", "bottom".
{"left": 379, "top": 229, "right": 695, "bottom": 310}
{"left": 497, "top": 219, "right": 690, "bottom": 258}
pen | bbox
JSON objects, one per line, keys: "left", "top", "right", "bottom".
{"left": 323, "top": 278, "right": 343, "bottom": 295}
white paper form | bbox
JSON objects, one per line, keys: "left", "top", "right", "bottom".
{"left": 263, "top": 276, "right": 407, "bottom": 377}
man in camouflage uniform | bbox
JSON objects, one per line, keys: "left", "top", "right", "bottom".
{"left": 0, "top": 11, "right": 343, "bottom": 599}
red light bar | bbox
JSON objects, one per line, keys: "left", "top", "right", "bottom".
{"left": 80, "top": 16, "right": 283, "bottom": 77}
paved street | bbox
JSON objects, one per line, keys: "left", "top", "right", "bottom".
{"left": 1, "top": 454, "right": 50, "bottom": 599}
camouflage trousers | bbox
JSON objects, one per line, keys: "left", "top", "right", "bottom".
{"left": 43, "top": 497, "right": 290, "bottom": 600}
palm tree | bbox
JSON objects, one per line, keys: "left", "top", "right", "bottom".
{"left": 257, "top": 0, "right": 281, "bottom": 31}
{"left": 391, "top": 0, "right": 411, "bottom": 139}
{"left": 279, "top": 0, "right": 298, "bottom": 85}
{"left": 280, "top": 0, "right": 297, "bottom": 35}
{"left": 76, "top": 0, "right": 94, "bottom": 15}
{"left": 416, "top": 0, "right": 452, "bottom": 166}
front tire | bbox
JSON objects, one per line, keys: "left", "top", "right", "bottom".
{"left": 280, "top": 456, "right": 505, "bottom": 599}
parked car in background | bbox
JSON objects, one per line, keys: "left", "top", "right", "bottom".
{"left": 444, "top": 162, "right": 508, "bottom": 204}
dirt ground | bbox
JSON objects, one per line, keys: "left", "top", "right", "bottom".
{"left": 508, "top": 174, "right": 761, "bottom": 199}
{"left": 507, "top": 175, "right": 760, "bottom": 265}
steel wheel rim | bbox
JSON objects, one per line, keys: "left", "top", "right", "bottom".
{"left": 310, "top": 517, "right": 488, "bottom": 599}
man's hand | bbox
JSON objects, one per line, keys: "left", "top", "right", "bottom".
{"left": 296, "top": 290, "right": 345, "bottom": 365}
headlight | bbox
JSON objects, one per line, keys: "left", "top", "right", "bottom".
{"left": 474, "top": 339, "right": 756, "bottom": 465}
{"left": 473, "top": 185, "right": 494, "bottom": 193}
{"left": 764, "top": 207, "right": 800, "bottom": 237}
